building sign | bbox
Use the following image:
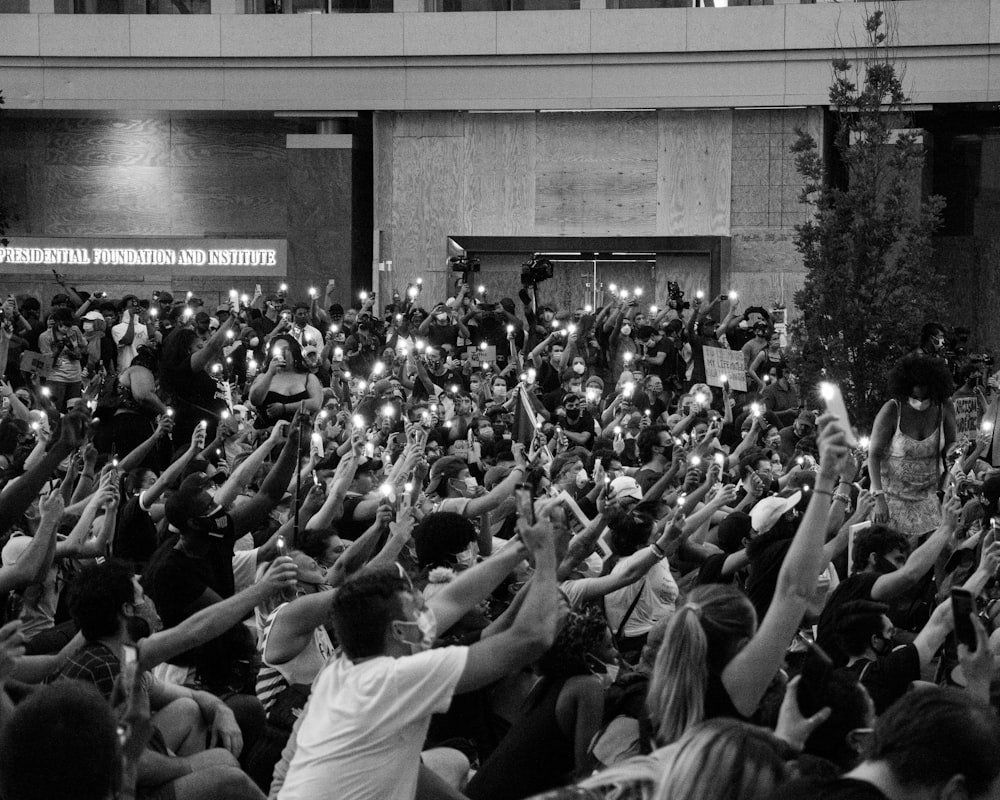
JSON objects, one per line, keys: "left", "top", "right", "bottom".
{"left": 0, "top": 238, "right": 287, "bottom": 275}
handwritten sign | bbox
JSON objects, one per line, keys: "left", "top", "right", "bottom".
{"left": 19, "top": 351, "right": 53, "bottom": 378}
{"left": 703, "top": 346, "right": 747, "bottom": 392}
{"left": 953, "top": 395, "right": 981, "bottom": 440}
{"left": 466, "top": 345, "right": 497, "bottom": 368}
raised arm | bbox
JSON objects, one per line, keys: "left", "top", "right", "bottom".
{"left": 190, "top": 312, "right": 237, "bottom": 375}
{"left": 870, "top": 489, "right": 960, "bottom": 601}
{"left": 0, "top": 493, "right": 63, "bottom": 594}
{"left": 0, "top": 410, "right": 85, "bottom": 532}
{"left": 722, "top": 415, "right": 847, "bottom": 717}
{"left": 453, "top": 514, "right": 557, "bottom": 693}
{"left": 228, "top": 412, "right": 303, "bottom": 537}
{"left": 139, "top": 558, "right": 297, "bottom": 672}
{"left": 212, "top": 423, "right": 284, "bottom": 510}
{"left": 462, "top": 444, "right": 528, "bottom": 518}
{"left": 118, "top": 415, "right": 173, "bottom": 474}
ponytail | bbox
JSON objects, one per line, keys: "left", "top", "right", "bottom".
{"left": 646, "top": 585, "right": 756, "bottom": 746}
{"left": 647, "top": 603, "right": 708, "bottom": 745}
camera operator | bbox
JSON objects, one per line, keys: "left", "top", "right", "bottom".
{"left": 38, "top": 306, "right": 87, "bottom": 412}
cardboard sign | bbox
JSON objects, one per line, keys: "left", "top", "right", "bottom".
{"left": 466, "top": 345, "right": 497, "bottom": 368}
{"left": 953, "top": 395, "right": 981, "bottom": 440}
{"left": 703, "top": 345, "right": 747, "bottom": 392}
{"left": 19, "top": 351, "right": 53, "bottom": 378}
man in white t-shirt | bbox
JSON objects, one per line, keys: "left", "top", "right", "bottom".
{"left": 111, "top": 296, "right": 159, "bottom": 374}
{"left": 278, "top": 515, "right": 559, "bottom": 800}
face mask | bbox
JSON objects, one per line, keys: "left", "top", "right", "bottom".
{"left": 871, "top": 633, "right": 892, "bottom": 656}
{"left": 82, "top": 321, "right": 94, "bottom": 333}
{"left": 128, "top": 598, "right": 163, "bottom": 636}
{"left": 249, "top": 337, "right": 260, "bottom": 348}
{"left": 575, "top": 469, "right": 589, "bottom": 488}
{"left": 435, "top": 313, "right": 448, "bottom": 322}
{"left": 620, "top": 326, "right": 632, "bottom": 337}
{"left": 493, "top": 387, "right": 507, "bottom": 400}
{"left": 454, "top": 546, "right": 476, "bottom": 569}
{"left": 908, "top": 397, "right": 931, "bottom": 411}
{"left": 393, "top": 608, "right": 437, "bottom": 655}
{"left": 464, "top": 476, "right": 479, "bottom": 493}
{"left": 572, "top": 363, "right": 585, "bottom": 375}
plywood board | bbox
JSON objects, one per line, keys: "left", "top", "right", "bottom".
{"left": 394, "top": 111, "right": 464, "bottom": 139}
{"left": 169, "top": 166, "right": 287, "bottom": 236}
{"left": 462, "top": 113, "right": 535, "bottom": 236}
{"left": 169, "top": 118, "right": 291, "bottom": 168}
{"left": 535, "top": 112, "right": 658, "bottom": 165}
{"left": 42, "top": 165, "right": 172, "bottom": 236}
{"left": 534, "top": 111, "right": 658, "bottom": 235}
{"left": 43, "top": 118, "right": 171, "bottom": 167}
{"left": 389, "top": 135, "right": 464, "bottom": 301}
{"left": 535, "top": 163, "right": 658, "bottom": 235}
{"left": 657, "top": 109, "right": 733, "bottom": 236}
{"left": 373, "top": 111, "right": 396, "bottom": 268}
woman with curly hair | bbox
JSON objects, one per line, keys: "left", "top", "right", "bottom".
{"left": 868, "top": 354, "right": 957, "bottom": 536}
{"left": 465, "top": 607, "right": 609, "bottom": 800}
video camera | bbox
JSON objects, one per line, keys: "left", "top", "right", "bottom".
{"left": 667, "top": 281, "right": 690, "bottom": 311}
{"left": 448, "top": 255, "right": 481, "bottom": 273}
{"left": 520, "top": 257, "right": 553, "bottom": 286}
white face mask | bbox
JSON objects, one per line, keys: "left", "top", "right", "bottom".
{"left": 435, "top": 313, "right": 448, "bottom": 322}
{"left": 454, "top": 545, "right": 476, "bottom": 569}
{"left": 463, "top": 476, "right": 479, "bottom": 493}
{"left": 908, "top": 397, "right": 931, "bottom": 412}
{"left": 493, "top": 386, "right": 507, "bottom": 400}
{"left": 392, "top": 608, "right": 437, "bottom": 655}
{"left": 249, "top": 337, "right": 260, "bottom": 348}
{"left": 572, "top": 363, "right": 585, "bottom": 375}
{"left": 620, "top": 326, "right": 632, "bottom": 337}
{"left": 575, "top": 469, "right": 589, "bottom": 488}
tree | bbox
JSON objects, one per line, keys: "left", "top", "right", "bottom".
{"left": 789, "top": 6, "right": 945, "bottom": 429}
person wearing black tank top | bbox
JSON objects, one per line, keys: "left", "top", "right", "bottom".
{"left": 249, "top": 335, "right": 322, "bottom": 429}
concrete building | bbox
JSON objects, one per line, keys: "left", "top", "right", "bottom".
{"left": 0, "top": 0, "right": 997, "bottom": 346}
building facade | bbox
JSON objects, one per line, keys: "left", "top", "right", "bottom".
{"left": 0, "top": 1, "right": 997, "bottom": 345}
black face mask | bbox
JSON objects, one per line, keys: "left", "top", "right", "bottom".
{"left": 566, "top": 407, "right": 581, "bottom": 420}
{"left": 871, "top": 632, "right": 893, "bottom": 656}
{"left": 874, "top": 555, "right": 899, "bottom": 575}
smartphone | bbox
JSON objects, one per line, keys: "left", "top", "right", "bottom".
{"left": 515, "top": 483, "right": 535, "bottom": 525}
{"left": 952, "top": 588, "right": 978, "bottom": 651}
{"left": 796, "top": 636, "right": 834, "bottom": 716}
{"left": 276, "top": 534, "right": 288, "bottom": 559}
{"left": 120, "top": 643, "right": 138, "bottom": 700}
{"left": 398, "top": 489, "right": 412, "bottom": 515}
{"left": 819, "top": 382, "right": 859, "bottom": 448}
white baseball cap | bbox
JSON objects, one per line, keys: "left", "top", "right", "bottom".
{"left": 609, "top": 476, "right": 642, "bottom": 502}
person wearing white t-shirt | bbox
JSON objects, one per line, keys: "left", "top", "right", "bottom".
{"left": 278, "top": 514, "right": 559, "bottom": 800}
{"left": 111, "top": 297, "right": 159, "bottom": 374}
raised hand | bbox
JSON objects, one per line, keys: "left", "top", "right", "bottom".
{"left": 261, "top": 555, "right": 298, "bottom": 596}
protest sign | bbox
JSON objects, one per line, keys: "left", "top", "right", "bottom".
{"left": 19, "top": 351, "right": 52, "bottom": 378}
{"left": 703, "top": 346, "right": 747, "bottom": 392}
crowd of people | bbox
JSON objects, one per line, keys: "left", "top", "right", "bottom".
{"left": 0, "top": 271, "right": 998, "bottom": 800}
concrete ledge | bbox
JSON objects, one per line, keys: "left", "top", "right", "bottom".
{"left": 0, "top": 0, "right": 996, "bottom": 111}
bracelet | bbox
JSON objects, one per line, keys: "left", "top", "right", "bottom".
{"left": 870, "top": 489, "right": 885, "bottom": 498}
{"left": 650, "top": 542, "right": 667, "bottom": 560}
{"left": 813, "top": 488, "right": 834, "bottom": 498}
{"left": 832, "top": 492, "right": 851, "bottom": 504}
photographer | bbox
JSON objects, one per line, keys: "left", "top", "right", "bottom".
{"left": 37, "top": 306, "right": 87, "bottom": 412}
